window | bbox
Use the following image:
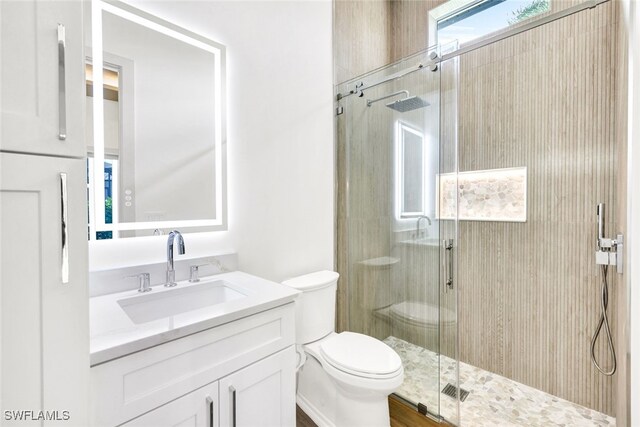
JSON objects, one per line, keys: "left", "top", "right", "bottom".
{"left": 430, "top": 0, "right": 551, "bottom": 48}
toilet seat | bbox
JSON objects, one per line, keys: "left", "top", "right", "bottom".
{"left": 304, "top": 332, "right": 404, "bottom": 391}
{"left": 320, "top": 332, "right": 402, "bottom": 379}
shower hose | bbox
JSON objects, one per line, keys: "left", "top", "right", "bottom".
{"left": 590, "top": 264, "right": 617, "bottom": 376}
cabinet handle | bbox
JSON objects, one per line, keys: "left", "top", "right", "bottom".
{"left": 60, "top": 173, "right": 69, "bottom": 284}
{"left": 206, "top": 396, "right": 214, "bottom": 427}
{"left": 57, "top": 23, "right": 67, "bottom": 140}
{"left": 229, "top": 386, "right": 236, "bottom": 427}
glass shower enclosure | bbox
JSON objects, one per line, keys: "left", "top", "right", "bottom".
{"left": 335, "top": 47, "right": 460, "bottom": 423}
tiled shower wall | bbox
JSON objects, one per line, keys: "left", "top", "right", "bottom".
{"left": 334, "top": 0, "right": 627, "bottom": 418}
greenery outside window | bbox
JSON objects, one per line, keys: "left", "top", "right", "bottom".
{"left": 429, "top": 0, "right": 551, "bottom": 49}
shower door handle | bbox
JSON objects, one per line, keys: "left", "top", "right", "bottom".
{"left": 443, "top": 239, "right": 453, "bottom": 292}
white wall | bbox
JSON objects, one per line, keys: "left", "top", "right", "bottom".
{"left": 89, "top": 0, "right": 335, "bottom": 283}
{"left": 625, "top": 0, "right": 640, "bottom": 424}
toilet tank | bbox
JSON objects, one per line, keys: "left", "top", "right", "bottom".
{"left": 282, "top": 271, "right": 339, "bottom": 344}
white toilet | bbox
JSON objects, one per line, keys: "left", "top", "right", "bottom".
{"left": 282, "top": 271, "right": 404, "bottom": 427}
{"left": 388, "top": 301, "right": 456, "bottom": 352}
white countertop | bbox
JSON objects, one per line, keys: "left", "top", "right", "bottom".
{"left": 398, "top": 238, "right": 441, "bottom": 248}
{"left": 90, "top": 271, "right": 299, "bottom": 366}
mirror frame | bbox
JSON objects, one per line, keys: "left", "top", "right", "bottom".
{"left": 90, "top": 0, "right": 227, "bottom": 236}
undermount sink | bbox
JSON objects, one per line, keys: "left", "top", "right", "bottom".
{"left": 117, "top": 279, "right": 247, "bottom": 324}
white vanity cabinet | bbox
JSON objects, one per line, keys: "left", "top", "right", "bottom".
{"left": 219, "top": 347, "right": 296, "bottom": 427}
{"left": 1, "top": 0, "right": 86, "bottom": 157}
{"left": 118, "top": 347, "right": 295, "bottom": 427}
{"left": 121, "top": 382, "right": 219, "bottom": 427}
{"left": 91, "top": 303, "right": 297, "bottom": 427}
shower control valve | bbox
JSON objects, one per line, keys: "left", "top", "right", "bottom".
{"left": 595, "top": 250, "right": 613, "bottom": 266}
{"left": 598, "top": 237, "right": 615, "bottom": 250}
{"left": 594, "top": 204, "right": 623, "bottom": 273}
{"left": 595, "top": 234, "right": 623, "bottom": 273}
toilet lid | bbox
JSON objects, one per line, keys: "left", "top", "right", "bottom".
{"left": 320, "top": 332, "right": 402, "bottom": 377}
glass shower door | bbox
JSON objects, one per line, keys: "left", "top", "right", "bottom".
{"left": 336, "top": 47, "right": 459, "bottom": 423}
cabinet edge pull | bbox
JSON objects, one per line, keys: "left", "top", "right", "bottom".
{"left": 58, "top": 23, "right": 67, "bottom": 141}
{"left": 206, "top": 396, "right": 214, "bottom": 427}
{"left": 230, "top": 386, "right": 236, "bottom": 427}
{"left": 60, "top": 173, "right": 69, "bottom": 283}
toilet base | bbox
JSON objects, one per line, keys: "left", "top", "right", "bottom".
{"left": 297, "top": 353, "right": 394, "bottom": 427}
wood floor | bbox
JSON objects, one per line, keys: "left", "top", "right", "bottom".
{"left": 296, "top": 397, "right": 443, "bottom": 427}
{"left": 388, "top": 397, "right": 442, "bottom": 427}
{"left": 296, "top": 405, "right": 317, "bottom": 427}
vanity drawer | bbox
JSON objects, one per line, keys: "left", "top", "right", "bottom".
{"left": 90, "top": 303, "right": 295, "bottom": 427}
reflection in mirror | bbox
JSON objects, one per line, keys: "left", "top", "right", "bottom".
{"left": 85, "top": 63, "right": 121, "bottom": 240}
{"left": 87, "top": 1, "right": 226, "bottom": 240}
{"left": 395, "top": 122, "right": 426, "bottom": 219}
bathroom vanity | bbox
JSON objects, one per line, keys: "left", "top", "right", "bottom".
{"left": 89, "top": 271, "right": 299, "bottom": 427}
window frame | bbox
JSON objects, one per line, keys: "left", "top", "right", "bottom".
{"left": 428, "top": 0, "right": 551, "bottom": 50}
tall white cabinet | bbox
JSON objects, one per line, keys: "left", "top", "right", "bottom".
{"left": 0, "top": 154, "right": 89, "bottom": 425}
{"left": 1, "top": 0, "right": 89, "bottom": 425}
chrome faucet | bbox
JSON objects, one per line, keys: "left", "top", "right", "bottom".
{"left": 415, "top": 215, "right": 432, "bottom": 239}
{"left": 165, "top": 230, "right": 185, "bottom": 287}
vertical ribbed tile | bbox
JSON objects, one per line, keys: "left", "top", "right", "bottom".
{"left": 456, "top": 2, "right": 618, "bottom": 415}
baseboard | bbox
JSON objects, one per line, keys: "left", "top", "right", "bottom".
{"left": 296, "top": 395, "right": 334, "bottom": 427}
{"left": 295, "top": 394, "right": 448, "bottom": 427}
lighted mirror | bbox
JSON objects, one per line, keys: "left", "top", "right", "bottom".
{"left": 395, "top": 122, "right": 426, "bottom": 219}
{"left": 86, "top": 0, "right": 226, "bottom": 239}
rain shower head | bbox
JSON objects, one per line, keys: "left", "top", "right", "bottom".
{"left": 385, "top": 95, "right": 430, "bottom": 112}
{"left": 366, "top": 90, "right": 430, "bottom": 112}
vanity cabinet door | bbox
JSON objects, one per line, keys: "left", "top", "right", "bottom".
{"left": 219, "top": 346, "right": 296, "bottom": 427}
{"left": 0, "top": 0, "right": 86, "bottom": 157}
{"left": 0, "top": 153, "right": 89, "bottom": 425}
{"left": 122, "top": 382, "right": 219, "bottom": 427}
